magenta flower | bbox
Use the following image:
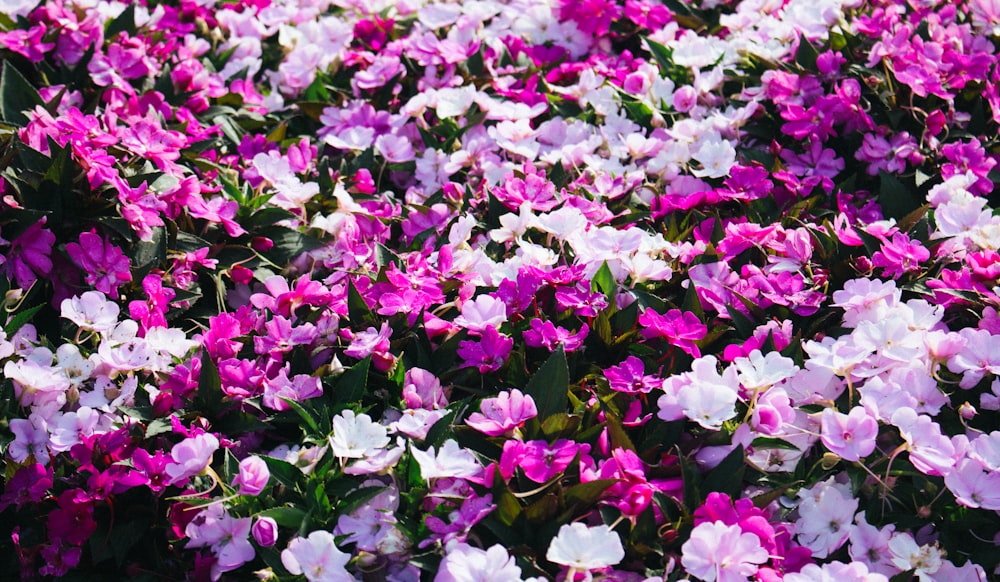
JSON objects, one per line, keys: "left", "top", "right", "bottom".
{"left": 638, "top": 308, "right": 707, "bottom": 357}
{"left": 465, "top": 389, "right": 538, "bottom": 436}
{"left": 5, "top": 218, "right": 55, "bottom": 289}
{"left": 604, "top": 355, "right": 660, "bottom": 394}
{"left": 523, "top": 319, "right": 589, "bottom": 352}
{"left": 47, "top": 489, "right": 97, "bottom": 546}
{"left": 871, "top": 233, "right": 930, "bottom": 279}
{"left": 64, "top": 230, "right": 132, "bottom": 299}
{"left": 252, "top": 517, "right": 279, "bottom": 547}
{"left": 456, "top": 326, "right": 514, "bottom": 374}
{"left": 503, "top": 439, "right": 585, "bottom": 483}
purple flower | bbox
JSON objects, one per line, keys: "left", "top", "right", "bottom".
{"left": 252, "top": 517, "right": 279, "bottom": 547}
{"left": 456, "top": 326, "right": 513, "bottom": 374}
{"left": 5, "top": 218, "right": 55, "bottom": 289}
{"left": 64, "top": 230, "right": 132, "bottom": 299}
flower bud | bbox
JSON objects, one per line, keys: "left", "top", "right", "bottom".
{"left": 233, "top": 456, "right": 270, "bottom": 496}
{"left": 252, "top": 517, "right": 278, "bottom": 547}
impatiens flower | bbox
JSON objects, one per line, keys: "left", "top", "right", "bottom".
{"left": 164, "top": 432, "right": 220, "bottom": 485}
{"left": 252, "top": 517, "right": 278, "bottom": 547}
{"left": 5, "top": 218, "right": 55, "bottom": 289}
{"left": 546, "top": 523, "right": 624, "bottom": 577}
{"left": 411, "top": 439, "right": 483, "bottom": 481}
{"left": 231, "top": 455, "right": 270, "bottom": 496}
{"left": 64, "top": 230, "right": 133, "bottom": 299}
{"left": 454, "top": 294, "right": 508, "bottom": 333}
{"left": 328, "top": 409, "right": 390, "bottom": 460}
{"left": 795, "top": 478, "right": 858, "bottom": 558}
{"left": 638, "top": 308, "right": 707, "bottom": 357}
{"left": 820, "top": 406, "right": 879, "bottom": 462}
{"left": 465, "top": 389, "right": 538, "bottom": 436}
{"left": 281, "top": 530, "right": 353, "bottom": 582}
{"left": 887, "top": 534, "right": 943, "bottom": 581}
{"left": 681, "top": 520, "right": 770, "bottom": 582}
{"left": 436, "top": 542, "right": 525, "bottom": 582}
{"left": 61, "top": 291, "right": 120, "bottom": 333}
{"left": 457, "top": 326, "right": 514, "bottom": 374}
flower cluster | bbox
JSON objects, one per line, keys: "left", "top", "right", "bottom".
{"left": 1, "top": 0, "right": 1000, "bottom": 580}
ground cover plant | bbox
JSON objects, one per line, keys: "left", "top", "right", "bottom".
{"left": 0, "top": 0, "right": 999, "bottom": 580}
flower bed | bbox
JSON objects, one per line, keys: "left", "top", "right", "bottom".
{"left": 0, "top": 0, "right": 999, "bottom": 580}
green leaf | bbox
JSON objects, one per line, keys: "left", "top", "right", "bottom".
{"left": 794, "top": 35, "right": 819, "bottom": 70}
{"left": 644, "top": 37, "right": 674, "bottom": 78}
{"left": 523, "top": 346, "right": 569, "bottom": 420}
{"left": 281, "top": 397, "right": 321, "bottom": 437}
{"left": 540, "top": 413, "right": 581, "bottom": 440}
{"left": 346, "top": 278, "right": 375, "bottom": 326}
{"left": 751, "top": 437, "right": 801, "bottom": 451}
{"left": 261, "top": 456, "right": 304, "bottom": 490}
{"left": 194, "top": 350, "right": 223, "bottom": 412}
{"left": 702, "top": 447, "right": 746, "bottom": 498}
{"left": 564, "top": 478, "right": 617, "bottom": 508}
{"left": 496, "top": 487, "right": 521, "bottom": 526}
{"left": 4, "top": 304, "right": 42, "bottom": 336}
{"left": 879, "top": 170, "right": 922, "bottom": 221}
{"left": 257, "top": 225, "right": 325, "bottom": 266}
{"left": 0, "top": 63, "right": 42, "bottom": 126}
{"left": 104, "top": 3, "right": 136, "bottom": 38}
{"left": 257, "top": 506, "right": 308, "bottom": 528}
{"left": 334, "top": 355, "right": 371, "bottom": 404}
{"left": 590, "top": 261, "right": 617, "bottom": 307}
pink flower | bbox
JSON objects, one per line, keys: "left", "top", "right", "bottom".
{"left": 682, "top": 521, "right": 769, "bottom": 582}
{"left": 821, "top": 406, "right": 879, "bottom": 462}
{"left": 252, "top": 517, "right": 279, "bottom": 547}
{"left": 504, "top": 439, "right": 586, "bottom": 483}
{"left": 457, "top": 326, "right": 514, "bottom": 374}
{"left": 165, "top": 432, "right": 220, "bottom": 485}
{"left": 232, "top": 456, "right": 270, "bottom": 496}
{"left": 64, "top": 230, "right": 132, "bottom": 299}
{"left": 454, "top": 294, "right": 508, "bottom": 333}
{"left": 604, "top": 355, "right": 660, "bottom": 394}
{"left": 5, "top": 218, "right": 55, "bottom": 289}
{"left": 465, "top": 389, "right": 538, "bottom": 436}
{"left": 639, "top": 308, "right": 707, "bottom": 357}
{"left": 436, "top": 543, "right": 525, "bottom": 582}
{"left": 281, "top": 531, "right": 352, "bottom": 582}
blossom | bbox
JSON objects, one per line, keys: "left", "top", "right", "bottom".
{"left": 457, "top": 326, "right": 514, "bottom": 373}
{"left": 64, "top": 230, "right": 133, "bottom": 298}
{"left": 681, "top": 520, "right": 769, "bottom": 582}
{"left": 231, "top": 455, "right": 270, "bottom": 496}
{"left": 546, "top": 523, "right": 624, "bottom": 575}
{"left": 436, "top": 543, "right": 525, "bottom": 582}
{"left": 164, "top": 432, "right": 220, "bottom": 485}
{"left": 281, "top": 530, "right": 353, "bottom": 582}
{"left": 61, "top": 291, "right": 120, "bottom": 333}
{"left": 820, "top": 406, "right": 879, "bottom": 462}
{"left": 454, "top": 294, "right": 508, "bottom": 333}
{"left": 465, "top": 389, "right": 538, "bottom": 436}
{"left": 411, "top": 439, "right": 483, "bottom": 481}
{"left": 328, "top": 410, "right": 390, "bottom": 460}
{"left": 887, "top": 534, "right": 943, "bottom": 582}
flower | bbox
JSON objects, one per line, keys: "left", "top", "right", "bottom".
{"left": 164, "top": 432, "right": 219, "bottom": 485}
{"left": 232, "top": 456, "right": 270, "bottom": 496}
{"left": 411, "top": 440, "right": 483, "bottom": 481}
{"left": 64, "top": 230, "right": 133, "bottom": 299}
{"left": 436, "top": 543, "right": 525, "bottom": 582}
{"left": 328, "top": 409, "right": 390, "bottom": 460}
{"left": 681, "top": 520, "right": 769, "bottom": 582}
{"left": 820, "top": 406, "right": 879, "bottom": 462}
{"left": 546, "top": 523, "right": 624, "bottom": 576}
{"left": 281, "top": 530, "right": 353, "bottom": 582}
{"left": 465, "top": 389, "right": 538, "bottom": 436}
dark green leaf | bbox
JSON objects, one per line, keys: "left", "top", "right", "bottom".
{"left": 258, "top": 507, "right": 308, "bottom": 527}
{"left": 4, "top": 304, "right": 42, "bottom": 336}
{"left": 280, "top": 398, "right": 321, "bottom": 437}
{"left": 702, "top": 446, "right": 745, "bottom": 497}
{"left": 261, "top": 456, "right": 303, "bottom": 490}
{"left": 523, "top": 346, "right": 569, "bottom": 420}
{"left": 334, "top": 355, "right": 370, "bottom": 404}
{"left": 879, "top": 170, "right": 922, "bottom": 221}
{"left": 0, "top": 63, "right": 42, "bottom": 126}
{"left": 105, "top": 3, "right": 136, "bottom": 38}
{"left": 257, "top": 225, "right": 325, "bottom": 266}
{"left": 194, "top": 349, "right": 223, "bottom": 412}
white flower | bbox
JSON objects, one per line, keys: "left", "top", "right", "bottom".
{"left": 887, "top": 533, "right": 943, "bottom": 581}
{"left": 281, "top": 531, "right": 353, "bottom": 582}
{"left": 453, "top": 294, "right": 507, "bottom": 333}
{"left": 436, "top": 542, "right": 525, "bottom": 582}
{"left": 60, "top": 291, "right": 120, "bottom": 333}
{"left": 329, "top": 410, "right": 390, "bottom": 460}
{"left": 411, "top": 439, "right": 482, "bottom": 481}
{"left": 546, "top": 523, "right": 624, "bottom": 575}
